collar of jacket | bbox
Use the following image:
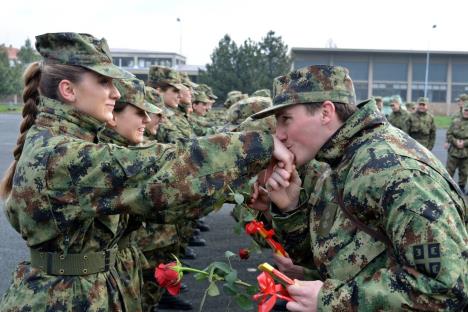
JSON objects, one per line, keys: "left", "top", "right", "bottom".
{"left": 316, "top": 99, "right": 387, "bottom": 166}
{"left": 97, "top": 127, "right": 130, "bottom": 146}
{"left": 36, "top": 96, "right": 105, "bottom": 142}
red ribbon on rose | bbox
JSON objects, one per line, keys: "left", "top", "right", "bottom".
{"left": 253, "top": 272, "right": 293, "bottom": 312}
{"left": 245, "top": 221, "right": 287, "bottom": 256}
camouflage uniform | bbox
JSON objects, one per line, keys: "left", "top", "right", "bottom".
{"left": 446, "top": 101, "right": 468, "bottom": 192}
{"left": 0, "top": 33, "right": 275, "bottom": 311}
{"left": 408, "top": 98, "right": 436, "bottom": 150}
{"left": 387, "top": 108, "right": 410, "bottom": 133}
{"left": 253, "top": 65, "right": 468, "bottom": 311}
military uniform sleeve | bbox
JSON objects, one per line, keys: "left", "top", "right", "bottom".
{"left": 46, "top": 132, "right": 273, "bottom": 224}
{"left": 447, "top": 121, "right": 456, "bottom": 145}
{"left": 317, "top": 169, "right": 468, "bottom": 311}
{"left": 428, "top": 117, "right": 436, "bottom": 150}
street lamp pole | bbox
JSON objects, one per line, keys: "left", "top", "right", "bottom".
{"left": 424, "top": 24, "right": 437, "bottom": 98}
{"left": 177, "top": 17, "right": 182, "bottom": 55}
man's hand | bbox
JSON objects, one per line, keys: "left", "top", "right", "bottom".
{"left": 272, "top": 135, "right": 294, "bottom": 174}
{"left": 286, "top": 280, "right": 323, "bottom": 312}
{"left": 266, "top": 166, "right": 301, "bottom": 212}
{"left": 456, "top": 139, "right": 464, "bottom": 149}
{"left": 272, "top": 254, "right": 304, "bottom": 280}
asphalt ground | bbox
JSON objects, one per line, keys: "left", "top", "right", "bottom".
{"left": 0, "top": 113, "right": 453, "bottom": 311}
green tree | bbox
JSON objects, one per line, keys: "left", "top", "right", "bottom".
{"left": 257, "top": 31, "right": 291, "bottom": 90}
{"left": 17, "top": 38, "right": 40, "bottom": 64}
{"left": 0, "top": 46, "right": 15, "bottom": 97}
{"left": 199, "top": 31, "right": 291, "bottom": 104}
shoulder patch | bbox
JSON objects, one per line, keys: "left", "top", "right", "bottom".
{"left": 412, "top": 242, "right": 441, "bottom": 278}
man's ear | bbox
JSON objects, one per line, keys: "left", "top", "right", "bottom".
{"left": 321, "top": 101, "right": 336, "bottom": 124}
{"left": 57, "top": 80, "right": 77, "bottom": 103}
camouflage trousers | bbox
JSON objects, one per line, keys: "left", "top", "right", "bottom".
{"left": 141, "top": 243, "right": 180, "bottom": 312}
{"left": 446, "top": 154, "right": 468, "bottom": 189}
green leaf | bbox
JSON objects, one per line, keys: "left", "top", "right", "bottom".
{"left": 207, "top": 282, "right": 220, "bottom": 297}
{"left": 222, "top": 282, "right": 239, "bottom": 296}
{"left": 233, "top": 222, "right": 242, "bottom": 235}
{"left": 194, "top": 272, "right": 208, "bottom": 281}
{"left": 234, "top": 193, "right": 245, "bottom": 205}
{"left": 246, "top": 285, "right": 259, "bottom": 296}
{"left": 225, "top": 269, "right": 238, "bottom": 284}
{"left": 248, "top": 175, "right": 258, "bottom": 186}
{"left": 224, "top": 250, "right": 236, "bottom": 259}
{"left": 211, "top": 261, "right": 231, "bottom": 274}
{"left": 235, "top": 293, "right": 254, "bottom": 310}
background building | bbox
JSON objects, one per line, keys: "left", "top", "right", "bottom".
{"left": 111, "top": 48, "right": 204, "bottom": 82}
{"left": 291, "top": 48, "right": 468, "bottom": 115}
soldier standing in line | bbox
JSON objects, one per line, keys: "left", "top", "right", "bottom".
{"left": 446, "top": 101, "right": 468, "bottom": 195}
{"left": 451, "top": 94, "right": 468, "bottom": 120}
{"left": 406, "top": 101, "right": 416, "bottom": 113}
{"left": 387, "top": 96, "right": 410, "bottom": 133}
{"left": 408, "top": 97, "right": 437, "bottom": 150}
{"left": 250, "top": 65, "right": 467, "bottom": 311}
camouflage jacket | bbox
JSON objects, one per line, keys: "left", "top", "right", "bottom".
{"left": 387, "top": 109, "right": 410, "bottom": 133}
{"left": 408, "top": 111, "right": 436, "bottom": 150}
{"left": 273, "top": 99, "right": 467, "bottom": 311}
{"left": 190, "top": 114, "right": 218, "bottom": 137}
{"left": 447, "top": 116, "right": 468, "bottom": 158}
{"left": 155, "top": 105, "right": 192, "bottom": 143}
{"left": 0, "top": 96, "right": 273, "bottom": 311}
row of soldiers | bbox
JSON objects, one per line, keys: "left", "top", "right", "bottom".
{"left": 131, "top": 66, "right": 278, "bottom": 310}
{"left": 377, "top": 95, "right": 468, "bottom": 194}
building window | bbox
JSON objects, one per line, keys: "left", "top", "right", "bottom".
{"left": 372, "top": 82, "right": 407, "bottom": 100}
{"left": 411, "top": 84, "right": 447, "bottom": 102}
{"left": 373, "top": 62, "right": 407, "bottom": 81}
{"left": 334, "top": 61, "right": 368, "bottom": 81}
{"left": 113, "top": 57, "right": 134, "bottom": 68}
{"left": 353, "top": 81, "right": 369, "bottom": 102}
{"left": 452, "top": 63, "right": 468, "bottom": 83}
{"left": 412, "top": 63, "right": 447, "bottom": 82}
{"left": 451, "top": 84, "right": 468, "bottom": 101}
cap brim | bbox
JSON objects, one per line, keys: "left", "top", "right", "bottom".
{"left": 85, "top": 63, "right": 134, "bottom": 79}
{"left": 144, "top": 101, "right": 163, "bottom": 114}
{"left": 209, "top": 94, "right": 218, "bottom": 100}
{"left": 251, "top": 102, "right": 298, "bottom": 119}
{"left": 168, "top": 83, "right": 186, "bottom": 91}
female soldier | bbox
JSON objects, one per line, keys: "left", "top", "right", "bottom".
{"left": 0, "top": 32, "right": 292, "bottom": 311}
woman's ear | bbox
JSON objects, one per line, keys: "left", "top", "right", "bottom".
{"left": 107, "top": 114, "right": 117, "bottom": 128}
{"left": 57, "top": 80, "right": 76, "bottom": 103}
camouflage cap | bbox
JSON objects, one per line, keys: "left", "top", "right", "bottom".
{"left": 228, "top": 96, "right": 273, "bottom": 124}
{"left": 252, "top": 65, "right": 356, "bottom": 119}
{"left": 252, "top": 89, "right": 271, "bottom": 98}
{"left": 458, "top": 93, "right": 468, "bottom": 101}
{"left": 35, "top": 32, "right": 133, "bottom": 79}
{"left": 391, "top": 95, "right": 402, "bottom": 103}
{"left": 144, "top": 86, "right": 166, "bottom": 115}
{"left": 193, "top": 90, "right": 210, "bottom": 103}
{"left": 114, "top": 78, "right": 161, "bottom": 114}
{"left": 227, "top": 90, "right": 242, "bottom": 98}
{"left": 180, "top": 72, "right": 198, "bottom": 89}
{"left": 417, "top": 97, "right": 429, "bottom": 104}
{"left": 148, "top": 65, "right": 185, "bottom": 91}
{"left": 198, "top": 84, "right": 218, "bottom": 99}
{"left": 405, "top": 102, "right": 415, "bottom": 109}
{"left": 464, "top": 101, "right": 468, "bottom": 110}
{"left": 224, "top": 93, "right": 248, "bottom": 108}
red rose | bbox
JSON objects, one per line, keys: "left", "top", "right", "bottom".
{"left": 239, "top": 248, "right": 250, "bottom": 260}
{"left": 154, "top": 262, "right": 181, "bottom": 295}
{"left": 245, "top": 221, "right": 261, "bottom": 235}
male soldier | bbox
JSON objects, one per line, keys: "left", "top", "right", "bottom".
{"left": 446, "top": 101, "right": 468, "bottom": 195}
{"left": 406, "top": 101, "right": 416, "bottom": 113}
{"left": 251, "top": 65, "right": 467, "bottom": 311}
{"left": 408, "top": 97, "right": 437, "bottom": 150}
{"left": 387, "top": 95, "right": 410, "bottom": 133}
{"left": 451, "top": 94, "right": 468, "bottom": 120}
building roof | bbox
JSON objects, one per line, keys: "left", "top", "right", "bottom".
{"left": 110, "top": 48, "right": 185, "bottom": 59}
{"left": 291, "top": 47, "right": 468, "bottom": 56}
{"left": 5, "top": 46, "right": 19, "bottom": 60}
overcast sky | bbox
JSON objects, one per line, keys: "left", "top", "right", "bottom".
{"left": 1, "top": 0, "right": 466, "bottom": 65}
